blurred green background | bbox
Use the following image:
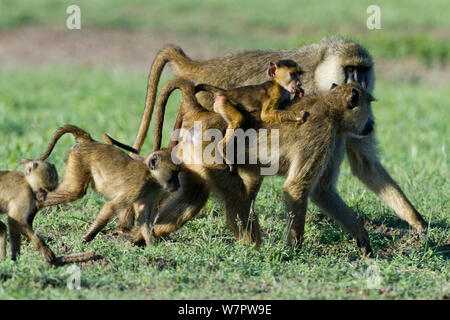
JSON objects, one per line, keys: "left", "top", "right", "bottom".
{"left": 1, "top": 0, "right": 450, "bottom": 64}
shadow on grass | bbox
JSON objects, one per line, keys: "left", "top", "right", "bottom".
{"left": 436, "top": 244, "right": 450, "bottom": 261}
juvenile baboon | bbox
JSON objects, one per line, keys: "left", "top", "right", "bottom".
{"left": 133, "top": 38, "right": 427, "bottom": 234}
{"left": 195, "top": 59, "right": 307, "bottom": 173}
{"left": 0, "top": 159, "right": 99, "bottom": 266}
{"left": 149, "top": 79, "right": 375, "bottom": 254}
{"left": 36, "top": 125, "right": 182, "bottom": 246}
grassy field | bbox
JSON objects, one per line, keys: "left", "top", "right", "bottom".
{"left": 0, "top": 0, "right": 449, "bottom": 300}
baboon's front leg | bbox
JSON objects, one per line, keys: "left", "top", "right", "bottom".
{"left": 346, "top": 135, "right": 427, "bottom": 231}
{"left": 260, "top": 98, "right": 308, "bottom": 124}
{"left": 83, "top": 198, "right": 129, "bottom": 242}
{"left": 310, "top": 186, "right": 372, "bottom": 255}
{"left": 132, "top": 192, "right": 163, "bottom": 247}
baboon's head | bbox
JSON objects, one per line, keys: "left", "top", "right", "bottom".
{"left": 328, "top": 83, "right": 375, "bottom": 135}
{"left": 146, "top": 149, "right": 181, "bottom": 193}
{"left": 314, "top": 39, "right": 375, "bottom": 94}
{"left": 20, "top": 159, "right": 59, "bottom": 194}
{"left": 268, "top": 59, "right": 304, "bottom": 96}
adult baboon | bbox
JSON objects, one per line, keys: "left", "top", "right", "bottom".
{"left": 132, "top": 38, "right": 427, "bottom": 234}
{"left": 148, "top": 78, "right": 375, "bottom": 254}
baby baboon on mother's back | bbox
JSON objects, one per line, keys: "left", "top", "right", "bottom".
{"left": 36, "top": 125, "right": 182, "bottom": 246}
{"left": 195, "top": 59, "right": 307, "bottom": 173}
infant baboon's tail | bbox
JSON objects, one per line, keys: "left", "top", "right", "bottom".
{"left": 40, "top": 125, "right": 94, "bottom": 160}
{"left": 194, "top": 83, "right": 226, "bottom": 96}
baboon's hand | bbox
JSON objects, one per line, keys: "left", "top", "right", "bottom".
{"left": 296, "top": 111, "right": 310, "bottom": 123}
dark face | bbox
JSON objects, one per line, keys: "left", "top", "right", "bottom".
{"left": 147, "top": 152, "right": 181, "bottom": 193}
{"left": 344, "top": 65, "right": 371, "bottom": 89}
{"left": 330, "top": 84, "right": 375, "bottom": 135}
{"left": 165, "top": 170, "right": 181, "bottom": 193}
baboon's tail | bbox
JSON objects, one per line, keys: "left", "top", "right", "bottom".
{"left": 54, "top": 251, "right": 101, "bottom": 266}
{"left": 134, "top": 44, "right": 194, "bottom": 152}
{"left": 40, "top": 125, "right": 94, "bottom": 160}
{"left": 154, "top": 77, "right": 201, "bottom": 152}
{"left": 194, "top": 83, "right": 226, "bottom": 96}
{"left": 167, "top": 108, "right": 184, "bottom": 151}
{"left": 102, "top": 133, "right": 140, "bottom": 155}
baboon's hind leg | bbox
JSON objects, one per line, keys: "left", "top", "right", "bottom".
{"left": 8, "top": 209, "right": 57, "bottom": 265}
{"left": 117, "top": 207, "right": 135, "bottom": 233}
{"left": 0, "top": 221, "right": 7, "bottom": 259}
{"left": 38, "top": 154, "right": 90, "bottom": 208}
{"left": 83, "top": 197, "right": 130, "bottom": 242}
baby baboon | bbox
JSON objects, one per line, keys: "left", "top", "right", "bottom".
{"left": 0, "top": 159, "right": 99, "bottom": 266}
{"left": 36, "top": 125, "right": 182, "bottom": 246}
{"left": 195, "top": 59, "right": 307, "bottom": 173}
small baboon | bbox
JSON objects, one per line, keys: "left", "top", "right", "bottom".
{"left": 36, "top": 125, "right": 182, "bottom": 246}
{"left": 195, "top": 59, "right": 307, "bottom": 172}
{"left": 0, "top": 159, "right": 99, "bottom": 266}
{"left": 132, "top": 39, "right": 427, "bottom": 235}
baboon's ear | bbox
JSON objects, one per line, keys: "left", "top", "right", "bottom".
{"left": 348, "top": 87, "right": 360, "bottom": 109}
{"left": 330, "top": 83, "right": 339, "bottom": 90}
{"left": 368, "top": 94, "right": 377, "bottom": 102}
{"left": 267, "top": 62, "right": 277, "bottom": 78}
{"left": 148, "top": 154, "right": 160, "bottom": 170}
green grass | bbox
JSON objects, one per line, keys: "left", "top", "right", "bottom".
{"left": 1, "top": 0, "right": 450, "bottom": 64}
{"left": 0, "top": 67, "right": 448, "bottom": 299}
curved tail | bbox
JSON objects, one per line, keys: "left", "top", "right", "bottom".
{"left": 134, "top": 44, "right": 194, "bottom": 152}
{"left": 153, "top": 77, "right": 201, "bottom": 152}
{"left": 40, "top": 125, "right": 93, "bottom": 161}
